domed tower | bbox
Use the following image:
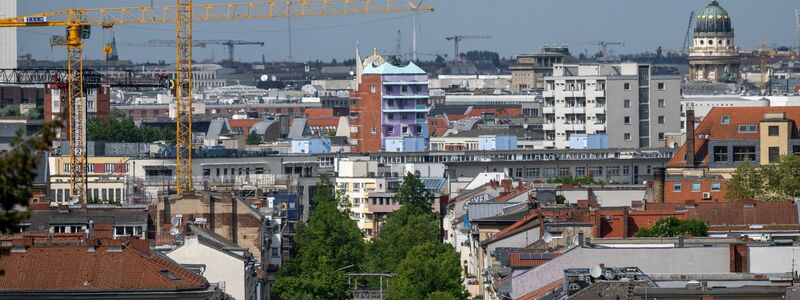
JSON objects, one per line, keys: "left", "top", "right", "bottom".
{"left": 688, "top": 1, "right": 740, "bottom": 82}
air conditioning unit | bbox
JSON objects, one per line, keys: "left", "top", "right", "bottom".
{"left": 702, "top": 192, "right": 711, "bottom": 200}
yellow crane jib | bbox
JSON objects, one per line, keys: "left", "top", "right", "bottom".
{"left": 0, "top": 0, "right": 433, "bottom": 199}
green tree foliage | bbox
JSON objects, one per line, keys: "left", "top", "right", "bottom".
{"left": 0, "top": 120, "right": 58, "bottom": 233}
{"left": 634, "top": 217, "right": 708, "bottom": 237}
{"left": 245, "top": 133, "right": 262, "bottom": 145}
{"left": 727, "top": 155, "right": 800, "bottom": 201}
{"left": 387, "top": 242, "right": 468, "bottom": 300}
{"left": 465, "top": 50, "right": 500, "bottom": 66}
{"left": 546, "top": 175, "right": 600, "bottom": 185}
{"left": 272, "top": 176, "right": 365, "bottom": 299}
{"left": 0, "top": 105, "right": 19, "bottom": 117}
{"left": 26, "top": 107, "right": 44, "bottom": 120}
{"left": 368, "top": 173, "right": 439, "bottom": 272}
{"left": 87, "top": 116, "right": 174, "bottom": 143}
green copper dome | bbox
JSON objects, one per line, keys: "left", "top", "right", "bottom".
{"left": 695, "top": 1, "right": 732, "bottom": 33}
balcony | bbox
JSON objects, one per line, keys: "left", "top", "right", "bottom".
{"left": 592, "top": 90, "right": 605, "bottom": 98}
{"left": 593, "top": 106, "right": 606, "bottom": 114}
{"left": 565, "top": 123, "right": 585, "bottom": 131}
{"left": 566, "top": 106, "right": 585, "bottom": 114}
{"left": 593, "top": 124, "right": 607, "bottom": 131}
{"left": 543, "top": 107, "right": 554, "bottom": 114}
{"left": 542, "top": 140, "right": 555, "bottom": 148}
{"left": 383, "top": 104, "right": 430, "bottom": 113}
{"left": 542, "top": 90, "right": 554, "bottom": 98}
{"left": 542, "top": 123, "right": 555, "bottom": 131}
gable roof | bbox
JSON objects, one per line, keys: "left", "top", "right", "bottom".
{"left": 668, "top": 106, "right": 800, "bottom": 167}
{"left": 0, "top": 240, "right": 210, "bottom": 294}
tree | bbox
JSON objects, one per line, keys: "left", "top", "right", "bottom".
{"left": 273, "top": 176, "right": 365, "bottom": 299}
{"left": 634, "top": 217, "right": 708, "bottom": 237}
{"left": 726, "top": 155, "right": 800, "bottom": 201}
{"left": 26, "top": 107, "right": 44, "bottom": 120}
{"left": 387, "top": 242, "right": 468, "bottom": 300}
{"left": 246, "top": 133, "right": 262, "bottom": 145}
{"left": 546, "top": 175, "right": 600, "bottom": 186}
{"left": 0, "top": 120, "right": 58, "bottom": 233}
{"left": 87, "top": 116, "right": 174, "bottom": 143}
{"left": 0, "top": 105, "right": 19, "bottom": 117}
{"left": 368, "top": 173, "right": 439, "bottom": 272}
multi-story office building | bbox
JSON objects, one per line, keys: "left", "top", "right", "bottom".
{"left": 510, "top": 45, "right": 576, "bottom": 93}
{"left": 543, "top": 63, "right": 681, "bottom": 149}
{"left": 350, "top": 52, "right": 430, "bottom": 152}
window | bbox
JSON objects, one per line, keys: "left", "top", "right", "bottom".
{"left": 673, "top": 182, "right": 681, "bottom": 192}
{"left": 657, "top": 82, "right": 665, "bottom": 90}
{"left": 589, "top": 166, "right": 603, "bottom": 176}
{"left": 658, "top": 116, "right": 665, "bottom": 124}
{"left": 272, "top": 247, "right": 279, "bottom": 257}
{"left": 607, "top": 166, "right": 620, "bottom": 176}
{"left": 371, "top": 127, "right": 377, "bottom": 135}
{"left": 63, "top": 164, "right": 70, "bottom": 173}
{"left": 388, "top": 113, "right": 394, "bottom": 120}
{"left": 624, "top": 116, "right": 631, "bottom": 124}
{"left": 733, "top": 146, "right": 756, "bottom": 162}
{"left": 386, "top": 86, "right": 393, "bottom": 92}
{"left": 542, "top": 167, "right": 556, "bottom": 177}
{"left": 401, "top": 85, "right": 408, "bottom": 92}
{"left": 415, "top": 85, "right": 422, "bottom": 92}
{"left": 624, "top": 99, "right": 631, "bottom": 108}
{"left": 575, "top": 166, "right": 586, "bottom": 177}
{"left": 711, "top": 182, "right": 721, "bottom": 191}
{"left": 658, "top": 132, "right": 664, "bottom": 140}
{"left": 559, "top": 167, "right": 570, "bottom": 176}
{"left": 658, "top": 99, "right": 665, "bottom": 108}
{"left": 525, "top": 167, "right": 540, "bottom": 177}
{"left": 713, "top": 146, "right": 728, "bottom": 162}
{"left": 370, "top": 85, "right": 376, "bottom": 94}
{"left": 622, "top": 166, "right": 630, "bottom": 175}
{"left": 624, "top": 83, "right": 631, "bottom": 90}
{"left": 691, "top": 182, "right": 701, "bottom": 191}
{"left": 768, "top": 125, "right": 779, "bottom": 136}
{"left": 104, "top": 163, "right": 114, "bottom": 173}
{"left": 516, "top": 168, "right": 524, "bottom": 177}
{"left": 768, "top": 147, "right": 780, "bottom": 164}
{"left": 624, "top": 133, "right": 631, "bottom": 141}
{"left": 388, "top": 99, "right": 394, "bottom": 106}
{"left": 738, "top": 124, "right": 758, "bottom": 133}
{"left": 794, "top": 145, "right": 800, "bottom": 154}
{"left": 721, "top": 115, "right": 730, "bottom": 124}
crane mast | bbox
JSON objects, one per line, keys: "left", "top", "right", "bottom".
{"left": 0, "top": 1, "right": 433, "bottom": 200}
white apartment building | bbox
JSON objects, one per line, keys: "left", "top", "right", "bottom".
{"left": 334, "top": 158, "right": 387, "bottom": 238}
{"left": 543, "top": 63, "right": 681, "bottom": 149}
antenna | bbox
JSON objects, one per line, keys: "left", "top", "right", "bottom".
{"left": 287, "top": 4, "right": 294, "bottom": 62}
{"left": 794, "top": 9, "right": 800, "bottom": 55}
{"left": 409, "top": 0, "right": 424, "bottom": 61}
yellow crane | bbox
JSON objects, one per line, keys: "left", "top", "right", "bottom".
{"left": 0, "top": 1, "right": 433, "bottom": 200}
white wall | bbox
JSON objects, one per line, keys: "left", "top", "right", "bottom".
{"left": 749, "top": 246, "right": 800, "bottom": 273}
{"left": 167, "top": 237, "right": 246, "bottom": 300}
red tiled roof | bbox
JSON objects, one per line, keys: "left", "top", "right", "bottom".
{"left": 0, "top": 239, "right": 208, "bottom": 292}
{"left": 519, "top": 279, "right": 563, "bottom": 300}
{"left": 668, "top": 106, "right": 800, "bottom": 167}
{"left": 228, "top": 119, "right": 260, "bottom": 129}
{"left": 508, "top": 252, "right": 561, "bottom": 268}
{"left": 645, "top": 201, "right": 799, "bottom": 225}
{"left": 465, "top": 108, "right": 523, "bottom": 118}
{"left": 304, "top": 107, "right": 334, "bottom": 119}
{"left": 307, "top": 117, "right": 339, "bottom": 128}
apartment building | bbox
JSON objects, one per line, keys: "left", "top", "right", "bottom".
{"left": 543, "top": 63, "right": 681, "bottom": 149}
{"left": 350, "top": 52, "right": 430, "bottom": 152}
{"left": 660, "top": 106, "right": 800, "bottom": 203}
{"left": 334, "top": 158, "right": 388, "bottom": 238}
{"left": 510, "top": 45, "right": 576, "bottom": 93}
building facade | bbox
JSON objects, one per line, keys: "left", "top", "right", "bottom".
{"left": 510, "top": 45, "right": 575, "bottom": 93}
{"left": 688, "top": 1, "right": 740, "bottom": 83}
{"left": 350, "top": 53, "right": 430, "bottom": 152}
{"left": 543, "top": 63, "right": 681, "bottom": 149}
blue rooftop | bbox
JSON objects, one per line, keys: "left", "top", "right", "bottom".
{"left": 363, "top": 61, "right": 426, "bottom": 75}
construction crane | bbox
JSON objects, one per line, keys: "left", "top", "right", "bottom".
{"left": 445, "top": 35, "right": 490, "bottom": 62}
{"left": 743, "top": 41, "right": 778, "bottom": 91}
{"left": 682, "top": 11, "right": 695, "bottom": 54}
{"left": 0, "top": 1, "right": 433, "bottom": 200}
{"left": 560, "top": 41, "right": 625, "bottom": 62}
{"left": 120, "top": 39, "right": 265, "bottom": 63}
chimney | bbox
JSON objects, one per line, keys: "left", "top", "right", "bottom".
{"left": 501, "top": 179, "right": 512, "bottom": 193}
{"left": 587, "top": 187, "right": 593, "bottom": 202}
{"left": 685, "top": 108, "right": 696, "bottom": 167}
{"left": 578, "top": 232, "right": 585, "bottom": 247}
{"left": 653, "top": 167, "right": 666, "bottom": 203}
{"left": 678, "top": 235, "right": 685, "bottom": 248}
{"left": 11, "top": 238, "right": 33, "bottom": 253}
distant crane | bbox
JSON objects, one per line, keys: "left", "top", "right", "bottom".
{"left": 794, "top": 9, "right": 800, "bottom": 55}
{"left": 742, "top": 41, "right": 778, "bottom": 91}
{"left": 560, "top": 41, "right": 625, "bottom": 62}
{"left": 120, "top": 39, "right": 265, "bottom": 63}
{"left": 445, "top": 35, "right": 490, "bottom": 62}
{"left": 682, "top": 11, "right": 695, "bottom": 53}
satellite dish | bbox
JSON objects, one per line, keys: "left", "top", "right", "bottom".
{"left": 271, "top": 75, "right": 277, "bottom": 81}
{"left": 590, "top": 265, "right": 602, "bottom": 279}
{"left": 543, "top": 232, "right": 553, "bottom": 243}
{"left": 349, "top": 70, "right": 355, "bottom": 76}
{"left": 71, "top": 195, "right": 80, "bottom": 205}
{"left": 260, "top": 74, "right": 269, "bottom": 81}
{"left": 603, "top": 268, "right": 617, "bottom": 280}
{"left": 169, "top": 227, "right": 180, "bottom": 236}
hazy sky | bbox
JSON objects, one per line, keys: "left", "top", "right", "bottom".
{"left": 14, "top": 0, "right": 800, "bottom": 63}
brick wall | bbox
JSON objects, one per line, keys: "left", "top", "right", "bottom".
{"left": 664, "top": 178, "right": 729, "bottom": 203}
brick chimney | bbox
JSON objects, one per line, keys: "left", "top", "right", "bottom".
{"left": 685, "top": 108, "right": 696, "bottom": 167}
{"left": 653, "top": 167, "right": 666, "bottom": 203}
{"left": 501, "top": 179, "right": 513, "bottom": 193}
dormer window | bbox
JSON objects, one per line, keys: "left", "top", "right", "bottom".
{"left": 737, "top": 124, "right": 757, "bottom": 133}
{"left": 721, "top": 115, "right": 730, "bottom": 124}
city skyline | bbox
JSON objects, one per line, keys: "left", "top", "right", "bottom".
{"left": 15, "top": 0, "right": 800, "bottom": 63}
